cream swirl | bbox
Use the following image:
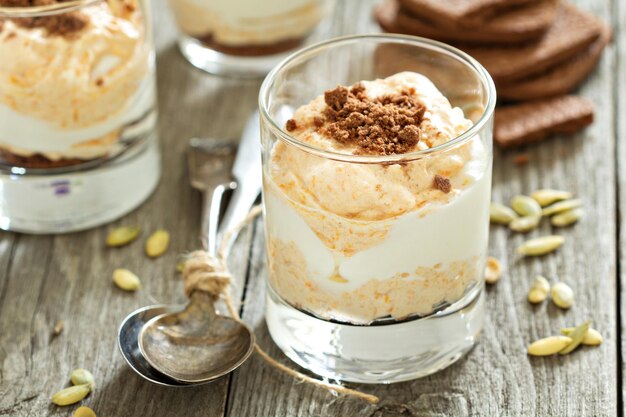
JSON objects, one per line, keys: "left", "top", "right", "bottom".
{"left": 270, "top": 72, "right": 477, "bottom": 222}
{"left": 0, "top": 0, "right": 152, "bottom": 160}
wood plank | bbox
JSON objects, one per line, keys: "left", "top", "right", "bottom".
{"left": 0, "top": 1, "right": 260, "bottom": 416}
{"left": 226, "top": 0, "right": 618, "bottom": 416}
{"left": 616, "top": 0, "right": 626, "bottom": 413}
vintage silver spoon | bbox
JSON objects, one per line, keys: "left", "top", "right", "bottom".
{"left": 118, "top": 135, "right": 255, "bottom": 386}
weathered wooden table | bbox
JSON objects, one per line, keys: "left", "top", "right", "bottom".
{"left": 0, "top": 0, "right": 622, "bottom": 415}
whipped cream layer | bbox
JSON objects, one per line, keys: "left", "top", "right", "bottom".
{"left": 265, "top": 72, "right": 491, "bottom": 323}
{"left": 169, "top": 0, "right": 328, "bottom": 47}
{"left": 0, "top": 0, "right": 153, "bottom": 160}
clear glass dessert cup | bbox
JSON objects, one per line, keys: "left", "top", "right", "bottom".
{"left": 259, "top": 34, "right": 496, "bottom": 383}
{"left": 168, "top": 0, "right": 335, "bottom": 77}
{"left": 0, "top": 0, "right": 159, "bottom": 233}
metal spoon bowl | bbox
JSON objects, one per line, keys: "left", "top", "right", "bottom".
{"left": 139, "top": 292, "right": 255, "bottom": 384}
{"left": 118, "top": 305, "right": 189, "bottom": 387}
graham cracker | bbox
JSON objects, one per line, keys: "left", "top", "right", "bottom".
{"left": 388, "top": 0, "right": 557, "bottom": 44}
{"left": 494, "top": 95, "right": 594, "bottom": 148}
{"left": 462, "top": 4, "right": 603, "bottom": 83}
{"left": 498, "top": 23, "right": 611, "bottom": 101}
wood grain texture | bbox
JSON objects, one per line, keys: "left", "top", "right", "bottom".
{"left": 616, "top": 0, "right": 626, "bottom": 414}
{"left": 0, "top": 0, "right": 620, "bottom": 416}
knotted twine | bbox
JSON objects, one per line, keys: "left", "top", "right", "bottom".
{"left": 181, "top": 205, "right": 379, "bottom": 405}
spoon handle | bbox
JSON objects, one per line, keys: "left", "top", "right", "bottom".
{"left": 201, "top": 181, "right": 235, "bottom": 255}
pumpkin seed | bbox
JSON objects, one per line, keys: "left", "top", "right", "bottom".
{"left": 561, "top": 327, "right": 603, "bottom": 346}
{"left": 551, "top": 282, "right": 574, "bottom": 309}
{"left": 106, "top": 226, "right": 140, "bottom": 247}
{"left": 484, "top": 257, "right": 502, "bottom": 284}
{"left": 528, "top": 289, "right": 546, "bottom": 304}
{"left": 559, "top": 321, "right": 591, "bottom": 355}
{"left": 74, "top": 406, "right": 97, "bottom": 417}
{"left": 490, "top": 202, "right": 518, "bottom": 225}
{"left": 70, "top": 369, "right": 94, "bottom": 389}
{"left": 542, "top": 199, "right": 582, "bottom": 216}
{"left": 531, "top": 189, "right": 573, "bottom": 207}
{"left": 527, "top": 336, "right": 572, "bottom": 356}
{"left": 528, "top": 275, "right": 550, "bottom": 304}
{"left": 516, "top": 235, "right": 564, "bottom": 256}
{"left": 509, "top": 216, "right": 541, "bottom": 233}
{"left": 145, "top": 230, "right": 170, "bottom": 258}
{"left": 51, "top": 384, "right": 90, "bottom": 406}
{"left": 53, "top": 320, "right": 64, "bottom": 337}
{"left": 511, "top": 195, "right": 542, "bottom": 217}
{"left": 551, "top": 208, "right": 583, "bottom": 227}
{"left": 112, "top": 269, "right": 140, "bottom": 291}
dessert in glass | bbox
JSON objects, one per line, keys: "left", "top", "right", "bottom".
{"left": 168, "top": 0, "right": 335, "bottom": 77}
{"left": 0, "top": 0, "right": 159, "bottom": 233}
{"left": 259, "top": 34, "right": 495, "bottom": 383}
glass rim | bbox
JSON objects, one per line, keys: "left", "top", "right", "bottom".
{"left": 258, "top": 33, "right": 497, "bottom": 164}
{"left": 0, "top": 0, "right": 102, "bottom": 17}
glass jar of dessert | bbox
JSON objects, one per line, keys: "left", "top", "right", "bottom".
{"left": 259, "top": 34, "right": 496, "bottom": 383}
{"left": 168, "top": 0, "right": 335, "bottom": 77}
{"left": 0, "top": 0, "right": 159, "bottom": 233}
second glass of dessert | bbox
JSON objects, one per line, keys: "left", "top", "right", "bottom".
{"left": 259, "top": 34, "right": 496, "bottom": 383}
{"left": 0, "top": 0, "right": 159, "bottom": 233}
{"left": 168, "top": 0, "right": 335, "bottom": 77}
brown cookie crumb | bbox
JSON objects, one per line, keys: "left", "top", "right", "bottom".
{"left": 285, "top": 119, "right": 297, "bottom": 132}
{"left": 313, "top": 117, "right": 325, "bottom": 127}
{"left": 433, "top": 174, "right": 452, "bottom": 193}
{"left": 320, "top": 83, "right": 426, "bottom": 155}
{"left": 350, "top": 82, "right": 366, "bottom": 96}
{"left": 324, "top": 86, "right": 349, "bottom": 111}
{"left": 95, "top": 78, "right": 104, "bottom": 87}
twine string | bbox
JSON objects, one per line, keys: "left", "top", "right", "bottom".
{"left": 181, "top": 205, "right": 379, "bottom": 405}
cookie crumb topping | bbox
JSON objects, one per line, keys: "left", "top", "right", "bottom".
{"left": 433, "top": 174, "right": 452, "bottom": 193}
{"left": 316, "top": 83, "right": 426, "bottom": 155}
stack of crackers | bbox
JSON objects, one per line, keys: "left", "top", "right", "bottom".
{"left": 376, "top": 0, "right": 611, "bottom": 149}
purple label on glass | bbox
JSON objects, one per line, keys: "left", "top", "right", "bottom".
{"left": 51, "top": 180, "right": 71, "bottom": 196}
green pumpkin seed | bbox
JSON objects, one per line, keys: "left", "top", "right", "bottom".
{"left": 561, "top": 327, "right": 603, "bottom": 346}
{"left": 528, "top": 288, "right": 546, "bottom": 304}
{"left": 51, "top": 384, "right": 90, "bottom": 406}
{"left": 74, "top": 406, "right": 97, "bottom": 417}
{"left": 106, "top": 226, "right": 140, "bottom": 247}
{"left": 484, "top": 257, "right": 502, "bottom": 284}
{"left": 551, "top": 208, "right": 583, "bottom": 227}
{"left": 516, "top": 235, "right": 565, "bottom": 256}
{"left": 490, "top": 202, "right": 518, "bottom": 224}
{"left": 112, "top": 269, "right": 141, "bottom": 291}
{"left": 511, "top": 195, "right": 542, "bottom": 217}
{"left": 559, "top": 321, "right": 591, "bottom": 355}
{"left": 70, "top": 369, "right": 94, "bottom": 389}
{"left": 53, "top": 320, "right": 64, "bottom": 337}
{"left": 531, "top": 189, "right": 573, "bottom": 207}
{"left": 551, "top": 282, "right": 574, "bottom": 309}
{"left": 542, "top": 199, "right": 582, "bottom": 216}
{"left": 528, "top": 275, "right": 550, "bottom": 304}
{"left": 509, "top": 216, "right": 541, "bottom": 233}
{"left": 145, "top": 230, "right": 170, "bottom": 258}
{"left": 527, "top": 336, "right": 572, "bottom": 356}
